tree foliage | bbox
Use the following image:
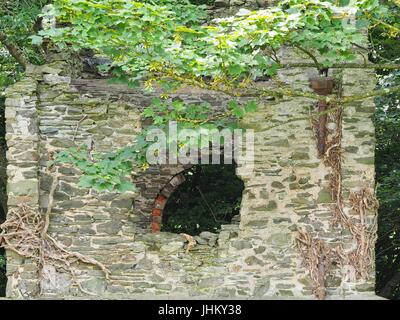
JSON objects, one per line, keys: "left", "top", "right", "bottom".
{"left": 39, "top": 0, "right": 389, "bottom": 83}
{"left": 0, "top": 0, "right": 48, "bottom": 67}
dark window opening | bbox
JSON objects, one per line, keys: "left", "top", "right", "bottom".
{"left": 161, "top": 163, "right": 244, "bottom": 235}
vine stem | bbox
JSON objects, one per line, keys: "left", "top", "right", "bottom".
{"left": 41, "top": 172, "right": 59, "bottom": 238}
{"left": 280, "top": 62, "right": 400, "bottom": 70}
{"left": 162, "top": 72, "right": 400, "bottom": 105}
{"left": 371, "top": 17, "right": 400, "bottom": 34}
{"left": 293, "top": 45, "right": 322, "bottom": 72}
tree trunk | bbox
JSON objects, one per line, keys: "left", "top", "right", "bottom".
{"left": 0, "top": 31, "right": 29, "bottom": 68}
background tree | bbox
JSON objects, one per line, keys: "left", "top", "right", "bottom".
{"left": 372, "top": 1, "right": 400, "bottom": 299}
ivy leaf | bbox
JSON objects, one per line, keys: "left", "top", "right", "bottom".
{"left": 244, "top": 101, "right": 258, "bottom": 113}
{"left": 30, "top": 35, "right": 43, "bottom": 45}
{"left": 227, "top": 100, "right": 239, "bottom": 110}
{"left": 78, "top": 176, "right": 95, "bottom": 188}
{"left": 266, "top": 62, "right": 280, "bottom": 76}
{"left": 115, "top": 179, "right": 136, "bottom": 193}
{"left": 228, "top": 100, "right": 244, "bottom": 118}
{"left": 142, "top": 107, "right": 155, "bottom": 118}
{"left": 227, "top": 64, "right": 243, "bottom": 76}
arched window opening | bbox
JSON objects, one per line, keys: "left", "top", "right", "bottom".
{"left": 160, "top": 163, "right": 244, "bottom": 235}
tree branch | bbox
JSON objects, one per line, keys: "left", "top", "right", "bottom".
{"left": 293, "top": 45, "right": 322, "bottom": 72}
{"left": 0, "top": 31, "right": 29, "bottom": 69}
{"left": 341, "top": 85, "right": 400, "bottom": 104}
{"left": 280, "top": 62, "right": 400, "bottom": 70}
{"left": 165, "top": 72, "right": 400, "bottom": 105}
{"left": 371, "top": 17, "right": 400, "bottom": 34}
{"left": 164, "top": 73, "right": 324, "bottom": 101}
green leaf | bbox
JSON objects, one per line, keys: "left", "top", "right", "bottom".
{"left": 244, "top": 101, "right": 257, "bottom": 113}
{"left": 227, "top": 100, "right": 239, "bottom": 110}
{"left": 30, "top": 35, "right": 43, "bottom": 45}
{"left": 78, "top": 176, "right": 95, "bottom": 188}
{"left": 227, "top": 64, "right": 243, "bottom": 76}
{"left": 115, "top": 179, "right": 136, "bottom": 193}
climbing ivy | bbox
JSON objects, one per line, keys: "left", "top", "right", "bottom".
{"left": 55, "top": 98, "right": 257, "bottom": 192}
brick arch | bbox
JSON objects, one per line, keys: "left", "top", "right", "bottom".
{"left": 151, "top": 170, "right": 190, "bottom": 233}
{"left": 150, "top": 159, "right": 244, "bottom": 233}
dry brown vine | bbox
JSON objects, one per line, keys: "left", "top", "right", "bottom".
{"left": 296, "top": 230, "right": 337, "bottom": 300}
{"left": 346, "top": 188, "right": 379, "bottom": 278}
{"left": 0, "top": 172, "right": 110, "bottom": 297}
{"left": 324, "top": 100, "right": 378, "bottom": 279}
{"left": 181, "top": 233, "right": 197, "bottom": 253}
{"left": 297, "top": 77, "right": 378, "bottom": 299}
{"left": 324, "top": 105, "right": 345, "bottom": 227}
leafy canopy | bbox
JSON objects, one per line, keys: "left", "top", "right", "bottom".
{"left": 56, "top": 98, "right": 257, "bottom": 192}
{"left": 38, "top": 0, "right": 398, "bottom": 85}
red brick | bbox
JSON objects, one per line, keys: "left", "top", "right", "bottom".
{"left": 155, "top": 195, "right": 167, "bottom": 209}
{"left": 151, "top": 222, "right": 160, "bottom": 233}
{"left": 156, "top": 195, "right": 167, "bottom": 203}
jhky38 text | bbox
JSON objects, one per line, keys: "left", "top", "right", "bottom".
{"left": 158, "top": 304, "right": 242, "bottom": 317}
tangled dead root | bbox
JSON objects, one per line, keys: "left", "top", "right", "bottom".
{"left": 0, "top": 174, "right": 110, "bottom": 296}
{"left": 346, "top": 188, "right": 378, "bottom": 278}
{"left": 296, "top": 230, "right": 336, "bottom": 300}
{"left": 296, "top": 188, "right": 378, "bottom": 299}
{"left": 298, "top": 100, "right": 378, "bottom": 299}
{"left": 325, "top": 106, "right": 378, "bottom": 278}
{"left": 324, "top": 107, "right": 344, "bottom": 227}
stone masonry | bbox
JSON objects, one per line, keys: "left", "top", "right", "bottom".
{"left": 2, "top": 2, "right": 378, "bottom": 299}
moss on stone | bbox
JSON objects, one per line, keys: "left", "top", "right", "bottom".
{"left": 355, "top": 157, "right": 375, "bottom": 165}
{"left": 271, "top": 181, "right": 285, "bottom": 189}
{"left": 317, "top": 188, "right": 332, "bottom": 203}
{"left": 266, "top": 200, "right": 278, "bottom": 210}
{"left": 290, "top": 152, "right": 310, "bottom": 160}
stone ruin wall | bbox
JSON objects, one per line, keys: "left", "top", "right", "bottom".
{"left": 2, "top": 1, "right": 378, "bottom": 299}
